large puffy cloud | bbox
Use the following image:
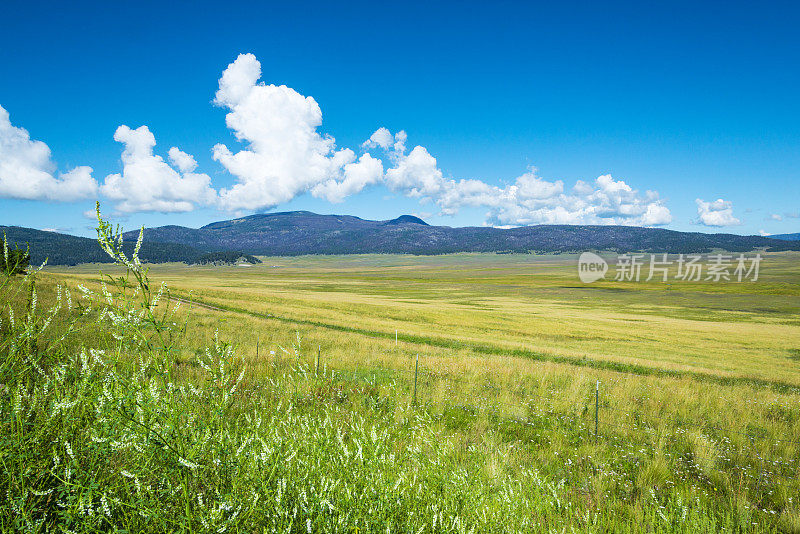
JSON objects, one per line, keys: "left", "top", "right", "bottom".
{"left": 212, "top": 53, "right": 369, "bottom": 211}
{"left": 101, "top": 125, "right": 216, "bottom": 213}
{"left": 695, "top": 198, "right": 741, "bottom": 227}
{"left": 0, "top": 104, "right": 97, "bottom": 201}
{"left": 366, "top": 127, "right": 672, "bottom": 226}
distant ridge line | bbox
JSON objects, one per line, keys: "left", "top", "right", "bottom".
{"left": 122, "top": 211, "right": 800, "bottom": 257}
{"left": 2, "top": 211, "right": 798, "bottom": 265}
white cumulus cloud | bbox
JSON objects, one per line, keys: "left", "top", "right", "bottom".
{"left": 641, "top": 203, "right": 673, "bottom": 226}
{"left": 0, "top": 104, "right": 97, "bottom": 202}
{"left": 168, "top": 147, "right": 199, "bottom": 173}
{"left": 695, "top": 198, "right": 741, "bottom": 227}
{"left": 311, "top": 153, "right": 383, "bottom": 203}
{"left": 212, "top": 53, "right": 370, "bottom": 211}
{"left": 362, "top": 127, "right": 394, "bottom": 150}
{"left": 101, "top": 125, "right": 216, "bottom": 213}
{"left": 364, "top": 127, "right": 672, "bottom": 227}
{"left": 385, "top": 145, "right": 445, "bottom": 198}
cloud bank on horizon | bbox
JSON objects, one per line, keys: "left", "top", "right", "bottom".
{"left": 0, "top": 53, "right": 744, "bottom": 228}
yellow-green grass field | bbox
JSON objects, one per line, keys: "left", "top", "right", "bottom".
{"left": 47, "top": 251, "right": 800, "bottom": 388}
{"left": 10, "top": 250, "right": 799, "bottom": 531}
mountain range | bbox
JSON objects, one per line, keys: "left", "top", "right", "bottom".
{"left": 2, "top": 211, "right": 798, "bottom": 265}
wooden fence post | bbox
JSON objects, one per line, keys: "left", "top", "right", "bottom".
{"left": 413, "top": 354, "right": 419, "bottom": 405}
{"left": 595, "top": 380, "right": 599, "bottom": 443}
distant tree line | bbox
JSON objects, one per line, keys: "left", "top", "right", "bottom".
{"left": 0, "top": 227, "right": 206, "bottom": 266}
{"left": 196, "top": 251, "right": 262, "bottom": 265}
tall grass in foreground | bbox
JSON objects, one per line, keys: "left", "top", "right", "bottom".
{"left": 0, "top": 210, "right": 796, "bottom": 532}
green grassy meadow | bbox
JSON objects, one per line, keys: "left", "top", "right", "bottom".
{"left": 49, "top": 251, "right": 800, "bottom": 387}
{"left": 3, "top": 242, "right": 800, "bottom": 532}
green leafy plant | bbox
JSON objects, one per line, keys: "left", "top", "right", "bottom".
{"left": 0, "top": 235, "right": 30, "bottom": 276}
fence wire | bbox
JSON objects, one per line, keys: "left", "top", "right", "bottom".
{"left": 256, "top": 344, "right": 800, "bottom": 489}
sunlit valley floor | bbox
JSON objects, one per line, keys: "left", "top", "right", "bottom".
{"left": 8, "top": 251, "right": 799, "bottom": 532}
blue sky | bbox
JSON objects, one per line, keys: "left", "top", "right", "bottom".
{"left": 1, "top": 0, "right": 798, "bottom": 237}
